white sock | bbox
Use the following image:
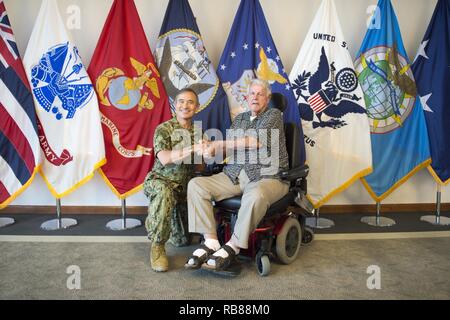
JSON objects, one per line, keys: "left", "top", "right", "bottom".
{"left": 207, "top": 241, "right": 240, "bottom": 266}
{"left": 187, "top": 238, "right": 220, "bottom": 265}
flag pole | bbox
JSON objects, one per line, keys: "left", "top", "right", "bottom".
{"left": 305, "top": 208, "right": 335, "bottom": 229}
{"left": 361, "top": 202, "right": 396, "bottom": 227}
{"left": 106, "top": 198, "right": 141, "bottom": 230}
{"left": 0, "top": 217, "right": 15, "bottom": 228}
{"left": 420, "top": 183, "right": 450, "bottom": 226}
{"left": 40, "top": 199, "right": 77, "bottom": 230}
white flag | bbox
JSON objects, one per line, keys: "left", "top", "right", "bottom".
{"left": 289, "top": 0, "right": 372, "bottom": 208}
{"left": 23, "top": 0, "right": 105, "bottom": 198}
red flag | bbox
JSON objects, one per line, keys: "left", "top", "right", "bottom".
{"left": 88, "top": 0, "right": 171, "bottom": 198}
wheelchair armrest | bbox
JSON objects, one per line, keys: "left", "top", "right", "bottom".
{"left": 194, "top": 163, "right": 225, "bottom": 177}
{"left": 277, "top": 164, "right": 309, "bottom": 181}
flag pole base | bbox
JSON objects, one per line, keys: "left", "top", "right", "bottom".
{"left": 360, "top": 216, "right": 396, "bottom": 227}
{"left": 40, "top": 218, "right": 78, "bottom": 230}
{"left": 0, "top": 218, "right": 15, "bottom": 228}
{"left": 305, "top": 217, "right": 335, "bottom": 229}
{"left": 106, "top": 218, "right": 141, "bottom": 231}
{"left": 420, "top": 215, "right": 450, "bottom": 226}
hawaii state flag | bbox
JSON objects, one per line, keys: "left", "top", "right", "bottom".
{"left": 88, "top": 0, "right": 172, "bottom": 198}
{"left": 0, "top": 0, "right": 40, "bottom": 208}
{"left": 217, "top": 0, "right": 305, "bottom": 164}
{"left": 412, "top": 0, "right": 450, "bottom": 185}
{"left": 23, "top": 0, "right": 105, "bottom": 198}
{"left": 355, "top": 0, "right": 431, "bottom": 201}
{"left": 155, "top": 0, "right": 231, "bottom": 136}
{"left": 289, "top": 0, "right": 372, "bottom": 208}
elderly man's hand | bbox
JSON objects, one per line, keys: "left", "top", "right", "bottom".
{"left": 202, "top": 141, "right": 219, "bottom": 159}
{"left": 192, "top": 140, "right": 208, "bottom": 156}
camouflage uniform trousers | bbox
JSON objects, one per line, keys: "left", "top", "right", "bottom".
{"left": 144, "top": 177, "right": 189, "bottom": 247}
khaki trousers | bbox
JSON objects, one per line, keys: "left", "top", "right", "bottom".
{"left": 187, "top": 171, "right": 289, "bottom": 249}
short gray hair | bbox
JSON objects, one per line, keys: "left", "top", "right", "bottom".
{"left": 247, "top": 78, "right": 272, "bottom": 97}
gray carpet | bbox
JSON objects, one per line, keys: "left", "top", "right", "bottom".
{"left": 1, "top": 237, "right": 449, "bottom": 300}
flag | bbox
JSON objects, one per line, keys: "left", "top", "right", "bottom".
{"left": 0, "top": 0, "right": 40, "bottom": 208}
{"left": 88, "top": 0, "right": 172, "bottom": 198}
{"left": 354, "top": 0, "right": 431, "bottom": 201}
{"left": 412, "top": 0, "right": 450, "bottom": 185}
{"left": 289, "top": 0, "right": 372, "bottom": 208}
{"left": 23, "top": 0, "right": 105, "bottom": 198}
{"left": 154, "top": 0, "right": 231, "bottom": 136}
{"left": 217, "top": 0, "right": 306, "bottom": 164}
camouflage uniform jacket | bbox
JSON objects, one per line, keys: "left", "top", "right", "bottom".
{"left": 144, "top": 117, "right": 200, "bottom": 192}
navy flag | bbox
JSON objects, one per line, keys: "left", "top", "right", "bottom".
{"left": 217, "top": 0, "right": 305, "bottom": 163}
{"left": 155, "top": 0, "right": 231, "bottom": 136}
{"left": 412, "top": 0, "right": 450, "bottom": 185}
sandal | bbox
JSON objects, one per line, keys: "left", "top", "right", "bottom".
{"left": 184, "top": 244, "right": 215, "bottom": 270}
{"left": 201, "top": 244, "right": 236, "bottom": 271}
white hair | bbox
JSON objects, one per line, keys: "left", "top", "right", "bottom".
{"left": 247, "top": 78, "right": 272, "bottom": 97}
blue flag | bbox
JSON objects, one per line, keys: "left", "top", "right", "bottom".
{"left": 217, "top": 0, "right": 305, "bottom": 163}
{"left": 155, "top": 0, "right": 231, "bottom": 136}
{"left": 354, "top": 0, "right": 431, "bottom": 201}
{"left": 412, "top": 0, "right": 450, "bottom": 186}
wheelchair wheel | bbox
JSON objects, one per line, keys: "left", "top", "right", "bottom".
{"left": 302, "top": 226, "right": 314, "bottom": 245}
{"left": 256, "top": 252, "right": 271, "bottom": 277}
{"left": 275, "top": 217, "right": 302, "bottom": 264}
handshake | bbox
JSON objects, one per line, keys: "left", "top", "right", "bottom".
{"left": 192, "top": 140, "right": 219, "bottom": 159}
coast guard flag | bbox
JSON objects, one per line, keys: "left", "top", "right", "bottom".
{"left": 354, "top": 0, "right": 431, "bottom": 201}
{"left": 217, "top": 0, "right": 305, "bottom": 164}
{"left": 23, "top": 0, "right": 105, "bottom": 198}
{"left": 88, "top": 0, "right": 172, "bottom": 198}
{"left": 288, "top": 0, "right": 372, "bottom": 208}
{"left": 0, "top": 0, "right": 40, "bottom": 208}
{"left": 155, "top": 0, "right": 231, "bottom": 135}
{"left": 412, "top": 0, "right": 450, "bottom": 185}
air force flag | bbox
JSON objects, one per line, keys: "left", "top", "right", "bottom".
{"left": 412, "top": 0, "right": 450, "bottom": 185}
{"left": 289, "top": 0, "right": 372, "bottom": 208}
{"left": 355, "top": 0, "right": 431, "bottom": 201}
{"left": 155, "top": 0, "right": 231, "bottom": 135}
{"left": 23, "top": 0, "right": 106, "bottom": 198}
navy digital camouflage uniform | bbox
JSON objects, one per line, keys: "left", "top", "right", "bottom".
{"left": 144, "top": 117, "right": 199, "bottom": 247}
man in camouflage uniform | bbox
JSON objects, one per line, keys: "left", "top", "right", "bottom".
{"left": 144, "top": 88, "right": 204, "bottom": 272}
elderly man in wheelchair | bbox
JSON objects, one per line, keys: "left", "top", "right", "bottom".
{"left": 185, "top": 78, "right": 312, "bottom": 276}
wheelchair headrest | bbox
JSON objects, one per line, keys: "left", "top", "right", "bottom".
{"left": 268, "top": 92, "right": 287, "bottom": 113}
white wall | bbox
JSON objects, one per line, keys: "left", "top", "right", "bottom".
{"left": 5, "top": 0, "right": 447, "bottom": 207}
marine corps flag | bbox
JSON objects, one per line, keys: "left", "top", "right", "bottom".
{"left": 23, "top": 0, "right": 105, "bottom": 198}
{"left": 155, "top": 0, "right": 231, "bottom": 135}
{"left": 412, "top": 0, "right": 450, "bottom": 185}
{"left": 289, "top": 0, "right": 372, "bottom": 208}
{"left": 88, "top": 0, "right": 171, "bottom": 198}
{"left": 355, "top": 0, "right": 431, "bottom": 201}
{"left": 217, "top": 0, "right": 305, "bottom": 164}
{"left": 0, "top": 0, "right": 40, "bottom": 208}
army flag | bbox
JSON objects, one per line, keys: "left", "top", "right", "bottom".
{"left": 88, "top": 0, "right": 171, "bottom": 198}
{"left": 23, "top": 0, "right": 105, "bottom": 198}
{"left": 0, "top": 0, "right": 40, "bottom": 208}
{"left": 155, "top": 0, "right": 231, "bottom": 136}
{"left": 412, "top": 0, "right": 450, "bottom": 185}
{"left": 355, "top": 0, "right": 431, "bottom": 201}
{"left": 288, "top": 0, "right": 372, "bottom": 208}
{"left": 217, "top": 0, "right": 306, "bottom": 163}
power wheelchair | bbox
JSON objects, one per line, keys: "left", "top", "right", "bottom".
{"left": 198, "top": 93, "right": 314, "bottom": 276}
